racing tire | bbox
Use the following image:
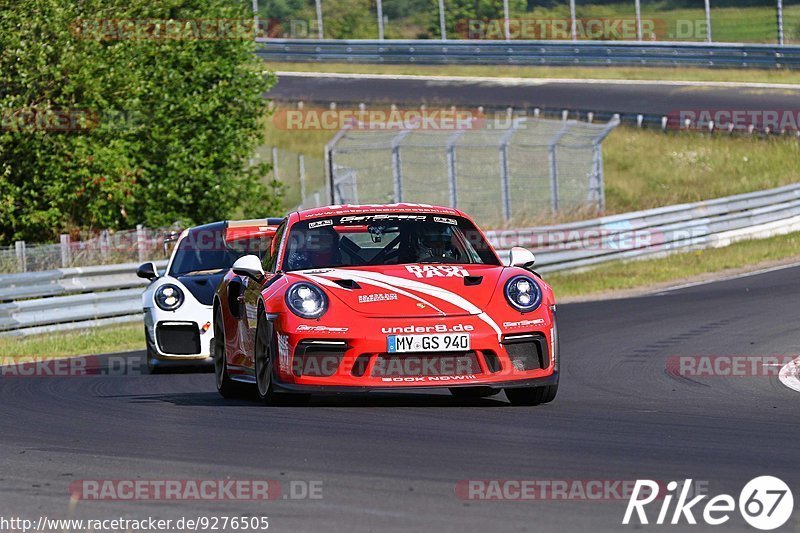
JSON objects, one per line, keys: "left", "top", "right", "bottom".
{"left": 449, "top": 387, "right": 499, "bottom": 398}
{"left": 213, "top": 307, "right": 246, "bottom": 398}
{"left": 254, "top": 312, "right": 310, "bottom": 407}
{"left": 504, "top": 383, "right": 558, "bottom": 406}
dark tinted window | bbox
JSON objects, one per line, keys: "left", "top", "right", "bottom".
{"left": 170, "top": 228, "right": 270, "bottom": 276}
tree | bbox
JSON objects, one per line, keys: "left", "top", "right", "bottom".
{"left": 0, "top": 0, "right": 281, "bottom": 242}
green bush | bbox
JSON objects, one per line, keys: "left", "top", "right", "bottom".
{"left": 0, "top": 0, "right": 282, "bottom": 243}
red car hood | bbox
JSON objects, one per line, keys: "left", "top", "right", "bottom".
{"left": 291, "top": 264, "right": 503, "bottom": 318}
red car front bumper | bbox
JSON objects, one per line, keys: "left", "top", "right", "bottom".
{"left": 271, "top": 312, "right": 558, "bottom": 391}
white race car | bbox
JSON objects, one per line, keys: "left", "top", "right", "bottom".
{"left": 137, "top": 219, "right": 281, "bottom": 372}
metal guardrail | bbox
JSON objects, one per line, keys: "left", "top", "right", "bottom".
{"left": 3, "top": 183, "right": 800, "bottom": 335}
{"left": 0, "top": 261, "right": 167, "bottom": 337}
{"left": 488, "top": 183, "right": 800, "bottom": 271}
{"left": 256, "top": 39, "right": 800, "bottom": 69}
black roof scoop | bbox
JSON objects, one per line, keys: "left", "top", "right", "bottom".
{"left": 333, "top": 279, "right": 361, "bottom": 290}
{"left": 464, "top": 275, "right": 483, "bottom": 286}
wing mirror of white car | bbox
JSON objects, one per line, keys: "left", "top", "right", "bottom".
{"left": 232, "top": 255, "right": 265, "bottom": 281}
{"left": 136, "top": 262, "right": 159, "bottom": 280}
{"left": 509, "top": 247, "right": 536, "bottom": 269}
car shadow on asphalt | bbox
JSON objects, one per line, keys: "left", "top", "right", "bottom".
{"left": 124, "top": 391, "right": 510, "bottom": 408}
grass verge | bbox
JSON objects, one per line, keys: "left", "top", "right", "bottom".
{"left": 0, "top": 323, "right": 144, "bottom": 361}
{"left": 271, "top": 62, "right": 800, "bottom": 85}
{"left": 548, "top": 231, "right": 800, "bottom": 298}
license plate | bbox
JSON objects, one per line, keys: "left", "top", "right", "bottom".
{"left": 387, "top": 334, "right": 471, "bottom": 353}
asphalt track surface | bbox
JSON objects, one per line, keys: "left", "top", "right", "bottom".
{"left": 1, "top": 266, "right": 798, "bottom": 532}
{"left": 266, "top": 72, "right": 800, "bottom": 117}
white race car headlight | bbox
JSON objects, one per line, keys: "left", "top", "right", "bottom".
{"left": 504, "top": 275, "right": 542, "bottom": 312}
{"left": 155, "top": 284, "right": 184, "bottom": 311}
{"left": 286, "top": 282, "right": 328, "bottom": 319}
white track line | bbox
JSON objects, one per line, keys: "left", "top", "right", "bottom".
{"left": 276, "top": 71, "right": 800, "bottom": 90}
{"left": 779, "top": 357, "right": 800, "bottom": 393}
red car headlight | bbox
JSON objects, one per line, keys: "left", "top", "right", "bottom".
{"left": 285, "top": 282, "right": 328, "bottom": 319}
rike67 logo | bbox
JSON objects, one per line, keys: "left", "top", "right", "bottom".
{"left": 623, "top": 477, "right": 794, "bottom": 530}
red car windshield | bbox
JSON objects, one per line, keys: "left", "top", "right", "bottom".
{"left": 282, "top": 215, "right": 499, "bottom": 271}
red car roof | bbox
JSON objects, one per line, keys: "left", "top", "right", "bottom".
{"left": 297, "top": 203, "right": 465, "bottom": 221}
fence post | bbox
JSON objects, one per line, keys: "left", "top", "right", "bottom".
{"left": 547, "top": 121, "right": 575, "bottom": 214}
{"left": 391, "top": 144, "right": 403, "bottom": 203}
{"left": 100, "top": 230, "right": 110, "bottom": 262}
{"left": 589, "top": 116, "right": 621, "bottom": 213}
{"left": 445, "top": 130, "right": 466, "bottom": 208}
{"left": 704, "top": 0, "right": 712, "bottom": 43}
{"left": 569, "top": 0, "right": 577, "bottom": 41}
{"left": 498, "top": 118, "right": 522, "bottom": 222}
{"left": 298, "top": 154, "right": 307, "bottom": 209}
{"left": 376, "top": 0, "right": 384, "bottom": 40}
{"left": 777, "top": 0, "right": 785, "bottom": 45}
{"left": 315, "top": 0, "right": 324, "bottom": 38}
{"left": 503, "top": 0, "right": 510, "bottom": 41}
{"left": 634, "top": 0, "right": 643, "bottom": 41}
{"left": 390, "top": 128, "right": 412, "bottom": 203}
{"left": 272, "top": 147, "right": 280, "bottom": 181}
{"left": 325, "top": 122, "right": 354, "bottom": 205}
{"left": 15, "top": 241, "right": 27, "bottom": 273}
{"left": 136, "top": 224, "right": 147, "bottom": 263}
{"left": 60, "top": 234, "right": 71, "bottom": 268}
{"left": 437, "top": 0, "right": 447, "bottom": 40}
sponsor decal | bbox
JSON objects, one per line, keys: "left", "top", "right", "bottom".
{"left": 433, "top": 216, "right": 458, "bottom": 225}
{"left": 295, "top": 324, "right": 348, "bottom": 334}
{"left": 302, "top": 268, "right": 333, "bottom": 274}
{"left": 308, "top": 219, "right": 333, "bottom": 229}
{"left": 381, "top": 324, "right": 474, "bottom": 334}
{"left": 340, "top": 214, "right": 427, "bottom": 223}
{"left": 277, "top": 333, "right": 290, "bottom": 374}
{"left": 503, "top": 319, "right": 545, "bottom": 328}
{"left": 405, "top": 265, "right": 469, "bottom": 278}
{"left": 380, "top": 375, "right": 477, "bottom": 382}
{"left": 358, "top": 292, "right": 399, "bottom": 304}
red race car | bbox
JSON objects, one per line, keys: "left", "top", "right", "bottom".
{"left": 212, "top": 204, "right": 558, "bottom": 406}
